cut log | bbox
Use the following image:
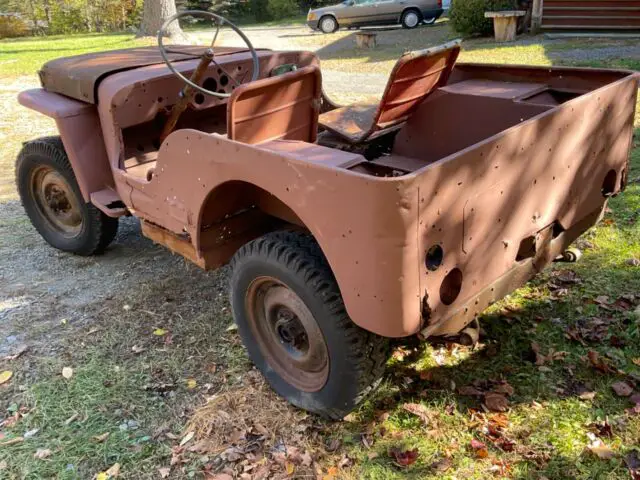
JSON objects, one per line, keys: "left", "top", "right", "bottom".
{"left": 355, "top": 32, "right": 377, "bottom": 48}
{"left": 485, "top": 10, "right": 526, "bottom": 42}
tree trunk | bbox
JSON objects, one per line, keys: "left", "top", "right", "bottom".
{"left": 137, "top": 0, "right": 186, "bottom": 40}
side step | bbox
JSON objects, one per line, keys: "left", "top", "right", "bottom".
{"left": 90, "top": 188, "right": 128, "bottom": 218}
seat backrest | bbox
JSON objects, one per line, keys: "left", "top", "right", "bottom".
{"left": 372, "top": 40, "right": 461, "bottom": 131}
{"left": 227, "top": 65, "right": 322, "bottom": 145}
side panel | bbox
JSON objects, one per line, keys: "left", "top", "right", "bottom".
{"left": 411, "top": 74, "right": 637, "bottom": 335}
{"left": 18, "top": 89, "right": 114, "bottom": 201}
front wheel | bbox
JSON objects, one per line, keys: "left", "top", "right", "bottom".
{"left": 15, "top": 137, "right": 118, "bottom": 255}
{"left": 401, "top": 9, "right": 422, "bottom": 29}
{"left": 319, "top": 15, "right": 338, "bottom": 34}
{"left": 230, "top": 231, "right": 389, "bottom": 419}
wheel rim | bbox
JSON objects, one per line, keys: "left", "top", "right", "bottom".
{"left": 405, "top": 12, "right": 419, "bottom": 27}
{"left": 322, "top": 18, "right": 335, "bottom": 32}
{"left": 245, "top": 276, "right": 329, "bottom": 392}
{"left": 30, "top": 166, "right": 83, "bottom": 237}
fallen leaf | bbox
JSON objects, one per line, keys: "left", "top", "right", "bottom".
{"left": 105, "top": 463, "right": 120, "bottom": 477}
{"left": 588, "top": 438, "right": 615, "bottom": 460}
{"left": 64, "top": 413, "right": 79, "bottom": 425}
{"left": 612, "top": 381, "right": 634, "bottom": 397}
{"left": 34, "top": 448, "right": 51, "bottom": 459}
{"left": 0, "top": 437, "right": 23, "bottom": 447}
{"left": 4, "top": 345, "right": 28, "bottom": 361}
{"left": 470, "top": 438, "right": 488, "bottom": 458}
{"left": 153, "top": 328, "right": 167, "bottom": 336}
{"left": 158, "top": 467, "right": 170, "bottom": 478}
{"left": 285, "top": 462, "right": 295, "bottom": 475}
{"left": 179, "top": 431, "right": 194, "bottom": 447}
{"left": 186, "top": 379, "right": 197, "bottom": 390}
{"left": 430, "top": 457, "right": 452, "bottom": 472}
{"left": 624, "top": 450, "right": 640, "bottom": 480}
{"left": 225, "top": 323, "right": 238, "bottom": 332}
{"left": 24, "top": 428, "right": 39, "bottom": 438}
{"left": 93, "top": 432, "right": 110, "bottom": 443}
{"left": 0, "top": 371, "right": 13, "bottom": 385}
{"left": 484, "top": 392, "right": 509, "bottom": 412}
{"left": 458, "top": 385, "right": 484, "bottom": 396}
{"left": 389, "top": 447, "right": 419, "bottom": 467}
{"left": 587, "top": 350, "right": 617, "bottom": 374}
{"left": 62, "top": 367, "right": 73, "bottom": 379}
{"left": 493, "top": 381, "right": 515, "bottom": 396}
{"left": 367, "top": 451, "right": 379, "bottom": 460}
{"left": 131, "top": 345, "right": 146, "bottom": 354}
{"left": 633, "top": 358, "right": 640, "bottom": 367}
{"left": 402, "top": 403, "right": 430, "bottom": 424}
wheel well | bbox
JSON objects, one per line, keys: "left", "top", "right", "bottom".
{"left": 401, "top": 7, "right": 422, "bottom": 21}
{"left": 196, "top": 180, "right": 308, "bottom": 264}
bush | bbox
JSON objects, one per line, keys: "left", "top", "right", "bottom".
{"left": 267, "top": 0, "right": 300, "bottom": 19}
{"left": 449, "top": 0, "right": 516, "bottom": 36}
{"left": 0, "top": 15, "right": 30, "bottom": 39}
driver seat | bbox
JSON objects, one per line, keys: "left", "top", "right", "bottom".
{"left": 318, "top": 40, "right": 461, "bottom": 144}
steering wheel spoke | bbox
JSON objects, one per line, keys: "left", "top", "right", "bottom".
{"left": 158, "top": 10, "right": 259, "bottom": 99}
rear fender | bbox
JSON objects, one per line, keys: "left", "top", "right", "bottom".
{"left": 18, "top": 88, "right": 114, "bottom": 201}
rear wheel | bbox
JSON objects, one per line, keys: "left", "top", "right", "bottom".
{"left": 15, "top": 137, "right": 118, "bottom": 255}
{"left": 230, "top": 231, "right": 389, "bottom": 419}
{"left": 423, "top": 16, "right": 437, "bottom": 25}
{"left": 401, "top": 9, "right": 422, "bottom": 28}
{"left": 319, "top": 15, "right": 338, "bottom": 33}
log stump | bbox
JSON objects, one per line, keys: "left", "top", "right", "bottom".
{"left": 484, "top": 11, "right": 526, "bottom": 42}
{"left": 355, "top": 32, "right": 377, "bottom": 48}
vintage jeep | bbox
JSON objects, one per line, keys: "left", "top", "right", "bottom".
{"left": 16, "top": 11, "right": 638, "bottom": 418}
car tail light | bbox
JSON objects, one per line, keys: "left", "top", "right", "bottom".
{"left": 437, "top": 0, "right": 442, "bottom": 6}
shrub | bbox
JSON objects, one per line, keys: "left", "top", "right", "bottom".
{"left": 449, "top": 0, "right": 516, "bottom": 36}
{"left": 267, "top": 0, "right": 300, "bottom": 19}
{"left": 0, "top": 15, "right": 30, "bottom": 39}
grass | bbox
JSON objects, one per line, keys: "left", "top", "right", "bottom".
{"left": 0, "top": 25, "right": 639, "bottom": 479}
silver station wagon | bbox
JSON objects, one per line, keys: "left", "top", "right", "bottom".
{"left": 307, "top": 0, "right": 444, "bottom": 33}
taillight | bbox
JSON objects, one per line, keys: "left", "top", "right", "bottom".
{"left": 437, "top": 0, "right": 442, "bottom": 6}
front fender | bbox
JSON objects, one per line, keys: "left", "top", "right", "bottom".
{"left": 18, "top": 89, "right": 113, "bottom": 200}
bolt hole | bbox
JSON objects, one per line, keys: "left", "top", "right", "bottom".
{"left": 220, "top": 74, "right": 229, "bottom": 86}
{"left": 203, "top": 77, "right": 218, "bottom": 92}
{"left": 440, "top": 268, "right": 463, "bottom": 306}
{"left": 194, "top": 93, "right": 205, "bottom": 105}
{"left": 425, "top": 245, "right": 444, "bottom": 272}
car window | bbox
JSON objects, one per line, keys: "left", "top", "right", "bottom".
{"left": 354, "top": 0, "right": 375, "bottom": 5}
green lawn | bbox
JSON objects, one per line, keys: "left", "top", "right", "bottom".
{"left": 0, "top": 28, "right": 639, "bottom": 479}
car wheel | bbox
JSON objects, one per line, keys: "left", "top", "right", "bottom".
{"left": 401, "top": 9, "right": 422, "bottom": 29}
{"left": 319, "top": 15, "right": 338, "bottom": 34}
{"left": 15, "top": 136, "right": 118, "bottom": 255}
{"left": 423, "top": 16, "right": 437, "bottom": 25}
{"left": 230, "top": 231, "right": 390, "bottom": 419}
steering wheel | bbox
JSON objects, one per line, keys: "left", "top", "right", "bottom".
{"left": 158, "top": 10, "right": 260, "bottom": 98}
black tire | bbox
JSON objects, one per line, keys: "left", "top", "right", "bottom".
{"left": 401, "top": 9, "right": 422, "bottom": 29}
{"left": 230, "top": 231, "right": 389, "bottom": 419}
{"left": 423, "top": 16, "right": 437, "bottom": 25}
{"left": 319, "top": 15, "right": 338, "bottom": 34}
{"left": 15, "top": 136, "right": 118, "bottom": 256}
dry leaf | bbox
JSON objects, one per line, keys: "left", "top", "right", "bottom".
{"left": 153, "top": 328, "right": 168, "bottom": 336}
{"left": 105, "top": 463, "right": 120, "bottom": 477}
{"left": 186, "top": 379, "right": 197, "bottom": 390}
{"left": 4, "top": 345, "right": 28, "bottom": 361}
{"left": 179, "top": 431, "right": 194, "bottom": 447}
{"left": 0, "top": 371, "right": 13, "bottom": 385}
{"left": 493, "top": 381, "right": 515, "bottom": 397}
{"left": 612, "top": 381, "right": 634, "bottom": 397}
{"left": 93, "top": 432, "right": 110, "bottom": 443}
{"left": 470, "top": 438, "right": 489, "bottom": 458}
{"left": 285, "top": 462, "right": 295, "bottom": 475}
{"left": 0, "top": 437, "right": 24, "bottom": 447}
{"left": 588, "top": 439, "right": 615, "bottom": 460}
{"left": 402, "top": 403, "right": 430, "bottom": 424}
{"left": 430, "top": 457, "right": 452, "bottom": 472}
{"left": 389, "top": 447, "right": 419, "bottom": 467}
{"left": 484, "top": 392, "right": 509, "bottom": 412}
{"left": 458, "top": 385, "right": 484, "bottom": 396}
{"left": 62, "top": 367, "right": 73, "bottom": 379}
{"left": 131, "top": 345, "right": 146, "bottom": 354}
{"left": 624, "top": 451, "right": 640, "bottom": 480}
{"left": 34, "top": 448, "right": 51, "bottom": 459}
{"left": 158, "top": 467, "right": 170, "bottom": 478}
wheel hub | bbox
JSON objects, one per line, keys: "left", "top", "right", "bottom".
{"left": 31, "top": 167, "right": 82, "bottom": 236}
{"left": 245, "top": 277, "right": 329, "bottom": 392}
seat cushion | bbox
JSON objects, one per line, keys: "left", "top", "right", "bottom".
{"left": 318, "top": 104, "right": 377, "bottom": 144}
